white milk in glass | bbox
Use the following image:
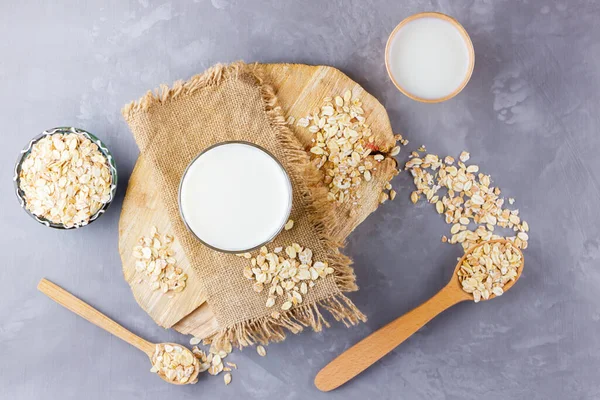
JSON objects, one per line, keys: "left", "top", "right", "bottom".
{"left": 387, "top": 16, "right": 471, "bottom": 101}
{"left": 179, "top": 142, "right": 292, "bottom": 252}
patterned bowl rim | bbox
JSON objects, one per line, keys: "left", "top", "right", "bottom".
{"left": 13, "top": 127, "right": 118, "bottom": 229}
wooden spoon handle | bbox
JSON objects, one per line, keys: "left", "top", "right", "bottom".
{"left": 38, "top": 278, "right": 155, "bottom": 356}
{"left": 315, "top": 282, "right": 468, "bottom": 391}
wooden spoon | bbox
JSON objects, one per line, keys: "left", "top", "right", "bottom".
{"left": 37, "top": 278, "right": 200, "bottom": 385}
{"left": 314, "top": 239, "right": 524, "bottom": 392}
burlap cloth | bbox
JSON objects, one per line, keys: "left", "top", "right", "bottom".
{"left": 122, "top": 62, "right": 368, "bottom": 347}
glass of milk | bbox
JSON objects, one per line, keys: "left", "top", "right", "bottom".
{"left": 178, "top": 141, "right": 293, "bottom": 253}
{"left": 385, "top": 12, "right": 475, "bottom": 103}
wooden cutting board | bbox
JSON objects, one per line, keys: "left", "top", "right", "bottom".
{"left": 118, "top": 63, "right": 398, "bottom": 339}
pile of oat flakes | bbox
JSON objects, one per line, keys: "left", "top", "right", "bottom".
{"left": 132, "top": 227, "right": 188, "bottom": 294}
{"left": 457, "top": 240, "right": 523, "bottom": 302}
{"left": 18, "top": 132, "right": 113, "bottom": 227}
{"left": 295, "top": 90, "right": 404, "bottom": 212}
{"left": 239, "top": 241, "right": 334, "bottom": 314}
{"left": 405, "top": 149, "right": 530, "bottom": 252}
{"left": 150, "top": 344, "right": 198, "bottom": 384}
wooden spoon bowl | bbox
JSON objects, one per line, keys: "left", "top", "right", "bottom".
{"left": 450, "top": 238, "right": 524, "bottom": 301}
{"left": 148, "top": 342, "right": 201, "bottom": 385}
{"left": 314, "top": 239, "right": 524, "bottom": 392}
{"left": 37, "top": 279, "right": 200, "bottom": 385}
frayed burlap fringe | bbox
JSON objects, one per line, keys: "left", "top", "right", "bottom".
{"left": 122, "top": 61, "right": 247, "bottom": 122}
{"left": 207, "top": 294, "right": 365, "bottom": 349}
{"left": 122, "top": 62, "right": 366, "bottom": 347}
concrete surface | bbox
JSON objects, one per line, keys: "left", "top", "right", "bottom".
{"left": 2, "top": 1, "right": 599, "bottom": 399}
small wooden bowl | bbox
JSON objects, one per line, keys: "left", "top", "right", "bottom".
{"left": 385, "top": 11, "right": 475, "bottom": 103}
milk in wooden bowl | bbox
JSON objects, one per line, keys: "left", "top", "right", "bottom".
{"left": 178, "top": 141, "right": 292, "bottom": 253}
{"left": 385, "top": 12, "right": 475, "bottom": 103}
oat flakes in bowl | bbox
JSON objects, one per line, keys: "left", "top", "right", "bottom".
{"left": 13, "top": 127, "right": 118, "bottom": 229}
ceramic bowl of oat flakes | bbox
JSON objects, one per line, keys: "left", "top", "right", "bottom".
{"left": 13, "top": 127, "right": 118, "bottom": 229}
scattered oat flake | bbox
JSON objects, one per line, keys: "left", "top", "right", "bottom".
{"left": 410, "top": 191, "right": 419, "bottom": 204}
{"left": 224, "top": 372, "right": 232, "bottom": 385}
{"left": 256, "top": 345, "right": 267, "bottom": 357}
{"left": 297, "top": 117, "right": 309, "bottom": 127}
{"left": 509, "top": 198, "right": 515, "bottom": 205}
{"left": 435, "top": 201, "right": 444, "bottom": 214}
{"left": 208, "top": 363, "right": 223, "bottom": 376}
{"left": 284, "top": 219, "right": 294, "bottom": 230}
{"left": 379, "top": 192, "right": 389, "bottom": 204}
{"left": 190, "top": 337, "right": 201, "bottom": 345}
{"left": 459, "top": 151, "right": 470, "bottom": 162}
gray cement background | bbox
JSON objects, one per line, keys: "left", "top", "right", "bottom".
{"left": 1, "top": 1, "right": 599, "bottom": 399}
